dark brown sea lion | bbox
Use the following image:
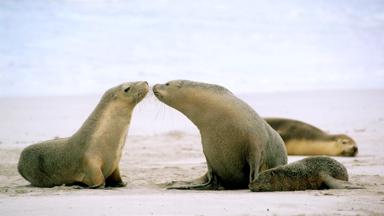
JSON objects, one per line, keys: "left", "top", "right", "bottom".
{"left": 249, "top": 156, "right": 362, "bottom": 191}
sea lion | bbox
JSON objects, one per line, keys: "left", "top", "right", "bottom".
{"left": 249, "top": 156, "right": 362, "bottom": 191}
{"left": 265, "top": 118, "right": 358, "bottom": 157}
{"left": 153, "top": 80, "right": 287, "bottom": 190}
{"left": 17, "top": 81, "right": 149, "bottom": 188}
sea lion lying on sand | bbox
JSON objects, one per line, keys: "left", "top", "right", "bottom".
{"left": 265, "top": 118, "right": 358, "bottom": 157}
{"left": 249, "top": 156, "right": 362, "bottom": 191}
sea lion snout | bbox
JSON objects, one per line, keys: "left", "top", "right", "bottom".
{"left": 135, "top": 81, "right": 149, "bottom": 90}
{"left": 137, "top": 82, "right": 149, "bottom": 100}
{"left": 133, "top": 81, "right": 148, "bottom": 87}
{"left": 353, "top": 146, "right": 358, "bottom": 153}
{"left": 342, "top": 145, "right": 358, "bottom": 157}
{"left": 152, "top": 84, "right": 159, "bottom": 93}
{"left": 125, "top": 81, "right": 149, "bottom": 101}
{"left": 152, "top": 84, "right": 165, "bottom": 99}
{"left": 152, "top": 84, "right": 159, "bottom": 91}
{"left": 352, "top": 146, "right": 358, "bottom": 155}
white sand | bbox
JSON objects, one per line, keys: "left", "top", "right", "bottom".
{"left": 0, "top": 90, "right": 384, "bottom": 215}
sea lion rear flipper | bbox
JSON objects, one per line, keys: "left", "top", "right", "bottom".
{"left": 321, "top": 173, "right": 364, "bottom": 189}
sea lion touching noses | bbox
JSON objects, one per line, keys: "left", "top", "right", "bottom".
{"left": 153, "top": 80, "right": 287, "bottom": 190}
{"left": 18, "top": 81, "right": 149, "bottom": 188}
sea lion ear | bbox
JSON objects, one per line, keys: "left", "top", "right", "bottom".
{"left": 335, "top": 138, "right": 346, "bottom": 145}
{"left": 112, "top": 93, "right": 118, "bottom": 100}
{"left": 177, "top": 81, "right": 184, "bottom": 88}
{"left": 341, "top": 139, "right": 350, "bottom": 145}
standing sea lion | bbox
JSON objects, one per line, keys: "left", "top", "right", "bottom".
{"left": 265, "top": 118, "right": 358, "bottom": 157}
{"left": 153, "top": 80, "right": 287, "bottom": 190}
{"left": 249, "top": 156, "right": 362, "bottom": 191}
{"left": 18, "top": 81, "right": 149, "bottom": 188}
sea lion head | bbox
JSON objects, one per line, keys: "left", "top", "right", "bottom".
{"left": 152, "top": 80, "right": 231, "bottom": 113}
{"left": 105, "top": 81, "right": 149, "bottom": 106}
{"left": 333, "top": 134, "right": 358, "bottom": 156}
{"left": 249, "top": 171, "right": 275, "bottom": 192}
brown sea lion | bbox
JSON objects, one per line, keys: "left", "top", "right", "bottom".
{"left": 17, "top": 81, "right": 149, "bottom": 188}
{"left": 249, "top": 156, "right": 362, "bottom": 191}
{"left": 153, "top": 80, "right": 287, "bottom": 190}
{"left": 264, "top": 118, "right": 358, "bottom": 157}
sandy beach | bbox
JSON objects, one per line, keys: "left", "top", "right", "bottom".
{"left": 1, "top": 89, "right": 384, "bottom": 215}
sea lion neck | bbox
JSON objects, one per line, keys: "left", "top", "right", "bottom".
{"left": 71, "top": 94, "right": 132, "bottom": 147}
{"left": 180, "top": 94, "right": 242, "bottom": 131}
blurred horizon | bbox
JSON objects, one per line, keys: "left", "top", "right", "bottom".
{"left": 0, "top": 87, "right": 383, "bottom": 98}
{"left": 1, "top": 0, "right": 383, "bottom": 96}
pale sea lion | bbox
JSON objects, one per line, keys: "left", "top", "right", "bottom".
{"left": 249, "top": 156, "right": 362, "bottom": 191}
{"left": 153, "top": 80, "right": 287, "bottom": 190}
{"left": 265, "top": 118, "right": 358, "bottom": 157}
{"left": 18, "top": 81, "right": 149, "bottom": 188}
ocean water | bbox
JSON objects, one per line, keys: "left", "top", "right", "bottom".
{"left": 0, "top": 0, "right": 384, "bottom": 96}
{"left": 1, "top": 90, "right": 383, "bottom": 147}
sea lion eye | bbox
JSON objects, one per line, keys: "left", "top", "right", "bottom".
{"left": 341, "top": 140, "right": 348, "bottom": 145}
{"left": 124, "top": 87, "right": 131, "bottom": 93}
{"left": 165, "top": 82, "right": 170, "bottom": 86}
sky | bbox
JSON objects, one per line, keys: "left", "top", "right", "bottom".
{"left": 0, "top": 0, "right": 383, "bottom": 96}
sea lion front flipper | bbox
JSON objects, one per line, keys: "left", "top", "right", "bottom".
{"left": 105, "top": 167, "right": 126, "bottom": 187}
{"left": 165, "top": 171, "right": 206, "bottom": 189}
{"left": 166, "top": 171, "right": 223, "bottom": 190}
{"left": 82, "top": 157, "right": 105, "bottom": 188}
{"left": 167, "top": 181, "right": 215, "bottom": 190}
{"left": 163, "top": 172, "right": 208, "bottom": 189}
{"left": 321, "top": 173, "right": 364, "bottom": 189}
